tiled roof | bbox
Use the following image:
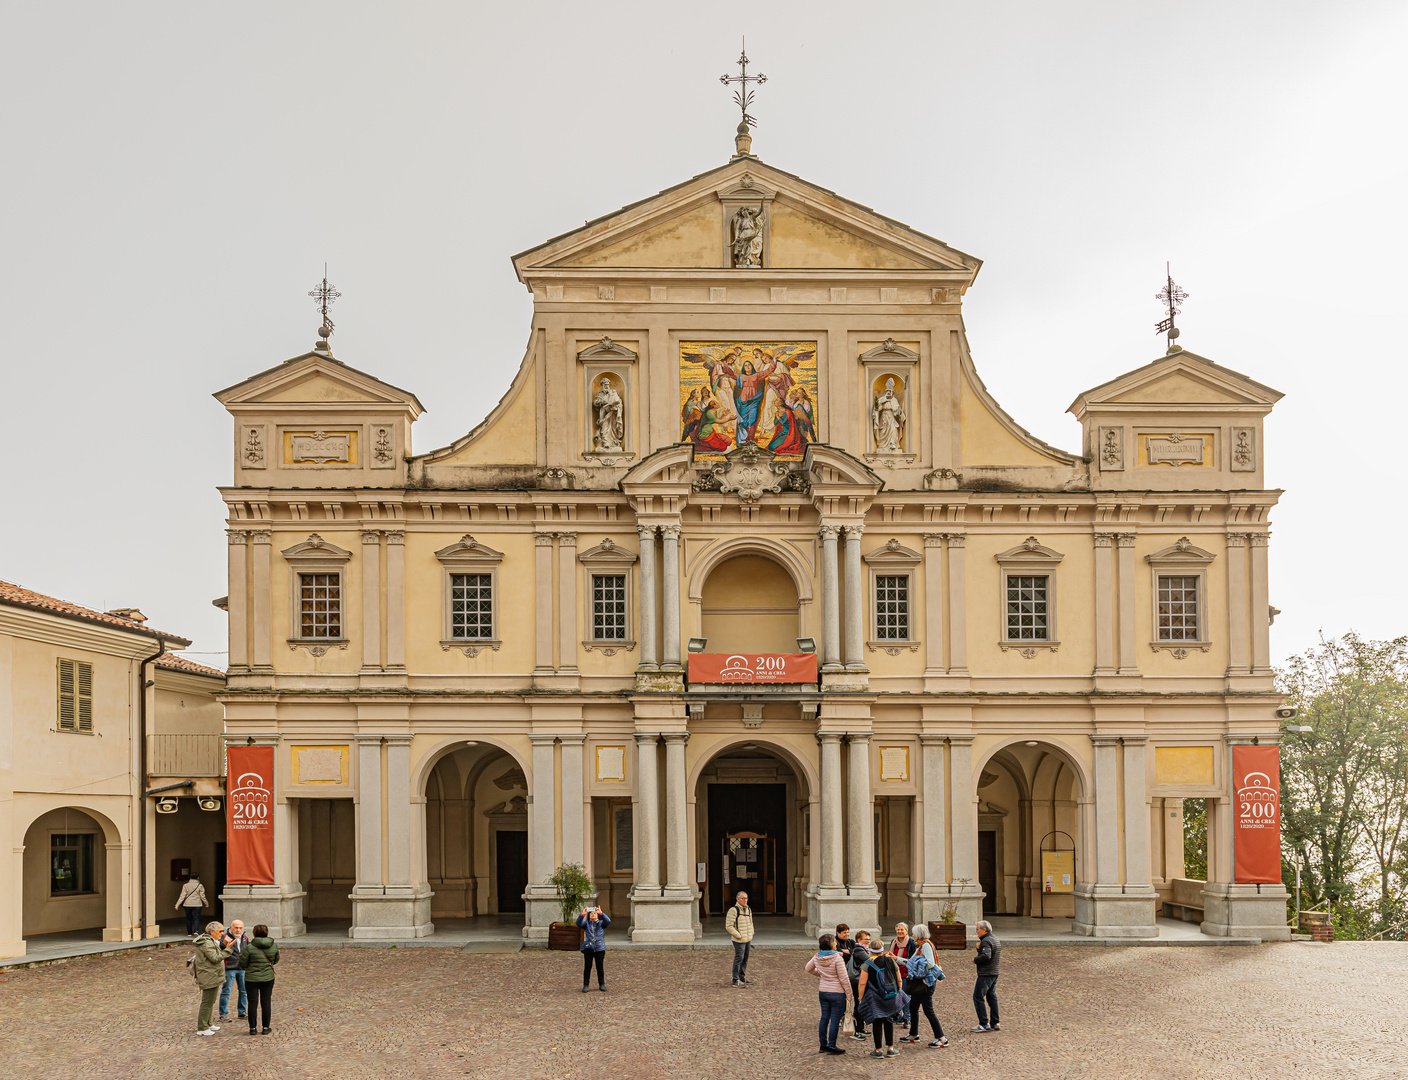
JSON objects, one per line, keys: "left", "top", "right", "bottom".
{"left": 155, "top": 652, "right": 226, "bottom": 679}
{"left": 0, "top": 579, "right": 192, "bottom": 647}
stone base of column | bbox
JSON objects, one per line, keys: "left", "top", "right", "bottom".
{"left": 634, "top": 671, "right": 685, "bottom": 692}
{"left": 1200, "top": 882, "right": 1292, "bottom": 941}
{"left": 220, "top": 884, "right": 307, "bottom": 939}
{"left": 820, "top": 672, "right": 869, "bottom": 692}
{"left": 628, "top": 887, "right": 700, "bottom": 942}
{"left": 349, "top": 885, "right": 434, "bottom": 940}
{"left": 1071, "top": 883, "right": 1159, "bottom": 938}
{"left": 806, "top": 885, "right": 880, "bottom": 938}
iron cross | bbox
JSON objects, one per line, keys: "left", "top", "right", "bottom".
{"left": 720, "top": 38, "right": 767, "bottom": 131}
{"left": 309, "top": 265, "right": 341, "bottom": 340}
{"left": 1155, "top": 263, "right": 1189, "bottom": 349}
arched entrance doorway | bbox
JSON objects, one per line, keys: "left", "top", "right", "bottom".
{"left": 695, "top": 741, "right": 813, "bottom": 921}
{"left": 973, "top": 741, "right": 1085, "bottom": 920}
{"left": 423, "top": 743, "right": 529, "bottom": 926}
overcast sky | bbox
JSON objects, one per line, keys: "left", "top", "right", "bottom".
{"left": 2, "top": 1, "right": 1403, "bottom": 665}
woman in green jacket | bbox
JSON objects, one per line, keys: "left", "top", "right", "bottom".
{"left": 237, "top": 924, "right": 280, "bottom": 1034}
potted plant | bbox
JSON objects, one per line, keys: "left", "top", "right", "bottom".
{"left": 930, "top": 898, "right": 967, "bottom": 950}
{"left": 547, "top": 862, "right": 594, "bottom": 951}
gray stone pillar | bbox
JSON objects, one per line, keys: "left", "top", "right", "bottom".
{"left": 637, "top": 526, "right": 658, "bottom": 670}
{"left": 360, "top": 530, "right": 382, "bottom": 671}
{"left": 385, "top": 531, "right": 406, "bottom": 670}
{"left": 533, "top": 533, "right": 554, "bottom": 674}
{"left": 843, "top": 525, "right": 868, "bottom": 672}
{"left": 819, "top": 525, "right": 842, "bottom": 671}
{"left": 660, "top": 525, "right": 682, "bottom": 671}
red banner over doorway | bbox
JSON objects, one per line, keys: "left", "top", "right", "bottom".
{"left": 687, "top": 653, "right": 818, "bottom": 684}
{"left": 1232, "top": 745, "right": 1283, "bottom": 884}
{"left": 226, "top": 746, "right": 275, "bottom": 885}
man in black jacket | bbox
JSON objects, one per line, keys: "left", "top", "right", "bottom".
{"left": 971, "top": 920, "right": 1001, "bottom": 1032}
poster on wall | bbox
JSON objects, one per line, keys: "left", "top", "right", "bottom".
{"left": 679, "top": 341, "right": 818, "bottom": 457}
{"left": 1232, "top": 745, "right": 1283, "bottom": 884}
{"left": 226, "top": 746, "right": 275, "bottom": 885}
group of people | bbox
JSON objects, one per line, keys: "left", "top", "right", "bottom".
{"left": 572, "top": 889, "right": 1002, "bottom": 1061}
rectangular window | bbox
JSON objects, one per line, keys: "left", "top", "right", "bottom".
{"left": 1157, "top": 575, "right": 1200, "bottom": 640}
{"left": 298, "top": 573, "right": 342, "bottom": 639}
{"left": 874, "top": 575, "right": 910, "bottom": 640}
{"left": 1005, "top": 575, "right": 1050, "bottom": 640}
{"left": 591, "top": 573, "right": 628, "bottom": 640}
{"left": 50, "top": 833, "right": 95, "bottom": 895}
{"left": 57, "top": 658, "right": 94, "bottom": 732}
{"left": 449, "top": 573, "right": 494, "bottom": 640}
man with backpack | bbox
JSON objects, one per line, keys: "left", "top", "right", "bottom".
{"left": 725, "top": 890, "right": 755, "bottom": 986}
{"left": 971, "top": 920, "right": 1001, "bottom": 1032}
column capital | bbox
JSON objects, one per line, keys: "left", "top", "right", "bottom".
{"left": 922, "top": 533, "right": 945, "bottom": 548}
{"left": 637, "top": 524, "right": 659, "bottom": 540}
{"left": 227, "top": 529, "right": 249, "bottom": 545}
{"left": 556, "top": 531, "right": 578, "bottom": 546}
{"left": 534, "top": 532, "right": 555, "bottom": 547}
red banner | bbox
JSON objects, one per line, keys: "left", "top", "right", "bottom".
{"left": 687, "top": 652, "right": 818, "bottom": 684}
{"left": 227, "top": 746, "right": 275, "bottom": 885}
{"left": 1232, "top": 745, "right": 1283, "bottom": 884}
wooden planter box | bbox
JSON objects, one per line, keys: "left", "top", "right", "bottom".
{"left": 930, "top": 920, "right": 967, "bottom": 950}
{"left": 548, "top": 922, "right": 582, "bottom": 951}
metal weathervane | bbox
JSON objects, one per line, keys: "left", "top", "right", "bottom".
{"left": 720, "top": 38, "right": 767, "bottom": 134}
{"left": 309, "top": 265, "right": 341, "bottom": 343}
{"left": 1155, "top": 263, "right": 1189, "bottom": 351}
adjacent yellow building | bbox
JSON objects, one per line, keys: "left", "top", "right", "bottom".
{"left": 216, "top": 139, "right": 1290, "bottom": 943}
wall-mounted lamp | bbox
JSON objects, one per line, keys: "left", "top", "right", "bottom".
{"left": 688, "top": 637, "right": 708, "bottom": 653}
{"left": 796, "top": 637, "right": 817, "bottom": 654}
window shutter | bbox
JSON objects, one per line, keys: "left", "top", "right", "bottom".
{"left": 57, "top": 659, "right": 77, "bottom": 730}
{"left": 77, "top": 661, "right": 94, "bottom": 732}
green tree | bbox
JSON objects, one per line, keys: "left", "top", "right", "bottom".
{"left": 1278, "top": 633, "right": 1408, "bottom": 938}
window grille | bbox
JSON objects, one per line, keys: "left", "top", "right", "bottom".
{"left": 591, "top": 574, "right": 627, "bottom": 640}
{"left": 298, "top": 573, "right": 342, "bottom": 639}
{"left": 1157, "top": 575, "right": 1200, "bottom": 640}
{"left": 57, "top": 658, "right": 94, "bottom": 732}
{"left": 874, "top": 575, "right": 909, "bottom": 640}
{"left": 450, "top": 573, "right": 494, "bottom": 640}
{"left": 1005, "top": 575, "right": 1050, "bottom": 640}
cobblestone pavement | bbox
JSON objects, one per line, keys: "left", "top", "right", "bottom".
{"left": 1, "top": 942, "right": 1405, "bottom": 1080}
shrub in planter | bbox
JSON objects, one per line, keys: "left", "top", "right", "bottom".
{"left": 547, "top": 863, "right": 594, "bottom": 951}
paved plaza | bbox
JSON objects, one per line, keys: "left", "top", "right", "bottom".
{"left": 0, "top": 941, "right": 1404, "bottom": 1079}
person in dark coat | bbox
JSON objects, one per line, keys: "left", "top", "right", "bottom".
{"left": 238, "top": 924, "right": 279, "bottom": 1034}
{"left": 575, "top": 906, "right": 611, "bottom": 992}
{"left": 970, "top": 920, "right": 1001, "bottom": 1032}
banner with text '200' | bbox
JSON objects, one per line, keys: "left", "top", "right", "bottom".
{"left": 227, "top": 745, "right": 275, "bottom": 885}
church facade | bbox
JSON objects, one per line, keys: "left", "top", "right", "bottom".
{"left": 216, "top": 141, "right": 1290, "bottom": 943}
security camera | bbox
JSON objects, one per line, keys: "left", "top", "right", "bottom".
{"left": 156, "top": 797, "right": 179, "bottom": 814}
{"left": 198, "top": 797, "right": 222, "bottom": 812}
{"left": 1275, "top": 707, "right": 1299, "bottom": 721}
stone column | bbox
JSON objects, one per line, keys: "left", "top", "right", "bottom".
{"left": 947, "top": 735, "right": 981, "bottom": 927}
{"left": 523, "top": 734, "right": 560, "bottom": 940}
{"left": 637, "top": 526, "right": 658, "bottom": 671}
{"left": 663, "top": 733, "right": 689, "bottom": 888}
{"left": 226, "top": 531, "right": 249, "bottom": 670}
{"left": 922, "top": 534, "right": 944, "bottom": 675}
{"left": 251, "top": 530, "right": 272, "bottom": 671}
{"left": 845, "top": 734, "right": 876, "bottom": 893}
{"left": 1225, "top": 533, "right": 1249, "bottom": 676}
{"left": 1094, "top": 534, "right": 1115, "bottom": 674}
{"left": 557, "top": 532, "right": 578, "bottom": 674}
{"left": 819, "top": 525, "right": 842, "bottom": 671}
{"left": 385, "top": 531, "right": 405, "bottom": 669}
{"left": 559, "top": 736, "right": 586, "bottom": 869}
{"left": 534, "top": 533, "right": 554, "bottom": 674}
{"left": 632, "top": 733, "right": 660, "bottom": 891}
{"left": 1249, "top": 533, "right": 1271, "bottom": 675}
{"left": 818, "top": 733, "right": 845, "bottom": 889}
{"left": 1116, "top": 534, "right": 1139, "bottom": 675}
{"left": 945, "top": 535, "right": 968, "bottom": 675}
{"left": 360, "top": 530, "right": 382, "bottom": 670}
{"left": 843, "top": 525, "right": 868, "bottom": 672}
{"left": 660, "top": 524, "right": 682, "bottom": 671}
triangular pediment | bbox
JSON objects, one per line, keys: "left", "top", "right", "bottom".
{"left": 215, "top": 351, "right": 425, "bottom": 415}
{"left": 1069, "top": 350, "right": 1281, "bottom": 417}
{"left": 514, "top": 158, "right": 981, "bottom": 279}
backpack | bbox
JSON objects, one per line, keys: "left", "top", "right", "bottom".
{"left": 864, "top": 959, "right": 897, "bottom": 1000}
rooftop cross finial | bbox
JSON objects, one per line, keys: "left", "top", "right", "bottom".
{"left": 1155, "top": 263, "right": 1189, "bottom": 353}
{"left": 309, "top": 264, "right": 341, "bottom": 345}
{"left": 720, "top": 37, "right": 767, "bottom": 157}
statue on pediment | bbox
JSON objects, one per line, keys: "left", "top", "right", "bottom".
{"left": 593, "top": 376, "right": 624, "bottom": 451}
{"left": 731, "top": 205, "right": 766, "bottom": 268}
{"left": 872, "top": 377, "right": 906, "bottom": 452}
